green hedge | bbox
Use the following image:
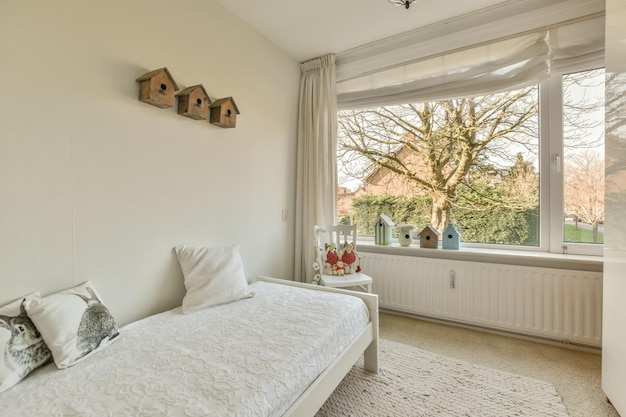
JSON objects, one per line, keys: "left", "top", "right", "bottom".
{"left": 346, "top": 194, "right": 539, "bottom": 246}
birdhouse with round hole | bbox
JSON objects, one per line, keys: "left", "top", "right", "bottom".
{"left": 419, "top": 224, "right": 440, "bottom": 249}
{"left": 397, "top": 224, "right": 415, "bottom": 247}
{"left": 176, "top": 85, "right": 211, "bottom": 120}
{"left": 374, "top": 214, "right": 394, "bottom": 245}
{"left": 136, "top": 67, "right": 179, "bottom": 108}
{"left": 209, "top": 97, "right": 240, "bottom": 128}
{"left": 442, "top": 223, "right": 461, "bottom": 250}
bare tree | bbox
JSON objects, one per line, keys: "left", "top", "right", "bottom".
{"left": 338, "top": 87, "right": 538, "bottom": 232}
{"left": 456, "top": 152, "right": 539, "bottom": 216}
{"left": 564, "top": 150, "right": 605, "bottom": 243}
{"left": 561, "top": 68, "right": 605, "bottom": 244}
{"left": 562, "top": 69, "right": 605, "bottom": 153}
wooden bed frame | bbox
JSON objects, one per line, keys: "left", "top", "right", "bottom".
{"left": 257, "top": 276, "right": 379, "bottom": 417}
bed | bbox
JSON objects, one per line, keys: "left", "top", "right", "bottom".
{"left": 1, "top": 276, "right": 379, "bottom": 417}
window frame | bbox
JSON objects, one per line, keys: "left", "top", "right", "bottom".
{"left": 547, "top": 61, "right": 605, "bottom": 257}
{"left": 337, "top": 60, "right": 605, "bottom": 257}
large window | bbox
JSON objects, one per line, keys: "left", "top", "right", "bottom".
{"left": 337, "top": 67, "right": 604, "bottom": 256}
{"left": 560, "top": 68, "right": 605, "bottom": 253}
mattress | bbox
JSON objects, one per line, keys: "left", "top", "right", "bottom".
{"left": 0, "top": 281, "right": 369, "bottom": 417}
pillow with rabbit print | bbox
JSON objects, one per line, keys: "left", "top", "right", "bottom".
{"left": 23, "top": 282, "right": 119, "bottom": 369}
{"left": 0, "top": 293, "right": 52, "bottom": 393}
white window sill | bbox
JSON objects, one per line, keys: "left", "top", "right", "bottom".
{"left": 357, "top": 241, "right": 603, "bottom": 273}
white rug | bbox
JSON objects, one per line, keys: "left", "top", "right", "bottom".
{"left": 316, "top": 339, "right": 570, "bottom": 417}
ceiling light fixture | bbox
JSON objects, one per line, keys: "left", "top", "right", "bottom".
{"left": 388, "top": 0, "right": 417, "bottom": 9}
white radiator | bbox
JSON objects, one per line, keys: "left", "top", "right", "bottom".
{"left": 361, "top": 253, "right": 603, "bottom": 348}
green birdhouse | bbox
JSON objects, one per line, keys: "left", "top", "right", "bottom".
{"left": 374, "top": 214, "right": 394, "bottom": 245}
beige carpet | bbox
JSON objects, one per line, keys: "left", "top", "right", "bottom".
{"left": 316, "top": 339, "right": 570, "bottom": 417}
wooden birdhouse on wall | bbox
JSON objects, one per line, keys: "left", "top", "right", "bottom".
{"left": 442, "top": 223, "right": 461, "bottom": 250}
{"left": 419, "top": 224, "right": 440, "bottom": 249}
{"left": 374, "top": 214, "right": 394, "bottom": 245}
{"left": 176, "top": 84, "right": 211, "bottom": 120}
{"left": 136, "top": 67, "right": 179, "bottom": 108}
{"left": 209, "top": 97, "right": 240, "bottom": 128}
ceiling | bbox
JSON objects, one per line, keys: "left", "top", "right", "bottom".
{"left": 214, "top": 0, "right": 526, "bottom": 62}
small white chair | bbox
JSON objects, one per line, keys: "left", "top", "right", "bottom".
{"left": 314, "top": 224, "right": 373, "bottom": 293}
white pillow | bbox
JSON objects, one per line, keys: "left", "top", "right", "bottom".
{"left": 175, "top": 244, "right": 254, "bottom": 314}
{"left": 23, "top": 282, "right": 120, "bottom": 369}
{"left": 0, "top": 292, "right": 52, "bottom": 393}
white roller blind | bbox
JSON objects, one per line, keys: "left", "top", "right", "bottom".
{"left": 337, "top": 13, "right": 604, "bottom": 109}
{"left": 338, "top": 31, "right": 550, "bottom": 108}
{"left": 550, "top": 15, "right": 605, "bottom": 70}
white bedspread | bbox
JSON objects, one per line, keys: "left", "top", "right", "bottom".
{"left": 0, "top": 281, "right": 369, "bottom": 417}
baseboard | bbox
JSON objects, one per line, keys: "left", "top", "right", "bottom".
{"left": 381, "top": 308, "right": 602, "bottom": 354}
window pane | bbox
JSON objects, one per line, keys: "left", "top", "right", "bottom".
{"left": 337, "top": 87, "right": 540, "bottom": 246}
{"left": 562, "top": 68, "right": 605, "bottom": 245}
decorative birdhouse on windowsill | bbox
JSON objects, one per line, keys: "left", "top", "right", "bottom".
{"left": 442, "top": 223, "right": 461, "bottom": 250}
{"left": 136, "top": 67, "right": 179, "bottom": 108}
{"left": 176, "top": 84, "right": 211, "bottom": 120}
{"left": 374, "top": 214, "right": 394, "bottom": 245}
{"left": 419, "top": 224, "right": 440, "bottom": 249}
{"left": 209, "top": 97, "right": 240, "bottom": 128}
{"left": 397, "top": 224, "right": 415, "bottom": 247}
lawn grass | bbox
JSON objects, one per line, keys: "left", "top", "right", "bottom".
{"left": 563, "top": 223, "right": 604, "bottom": 244}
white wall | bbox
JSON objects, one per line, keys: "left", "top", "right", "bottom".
{"left": 0, "top": 0, "right": 300, "bottom": 325}
{"left": 602, "top": 0, "right": 626, "bottom": 413}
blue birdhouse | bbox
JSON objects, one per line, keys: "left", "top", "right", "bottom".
{"left": 442, "top": 223, "right": 461, "bottom": 250}
{"left": 374, "top": 214, "right": 394, "bottom": 245}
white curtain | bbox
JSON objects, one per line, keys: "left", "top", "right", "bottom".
{"left": 294, "top": 54, "right": 338, "bottom": 283}
{"left": 338, "top": 31, "right": 550, "bottom": 108}
{"left": 336, "top": 14, "right": 604, "bottom": 109}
